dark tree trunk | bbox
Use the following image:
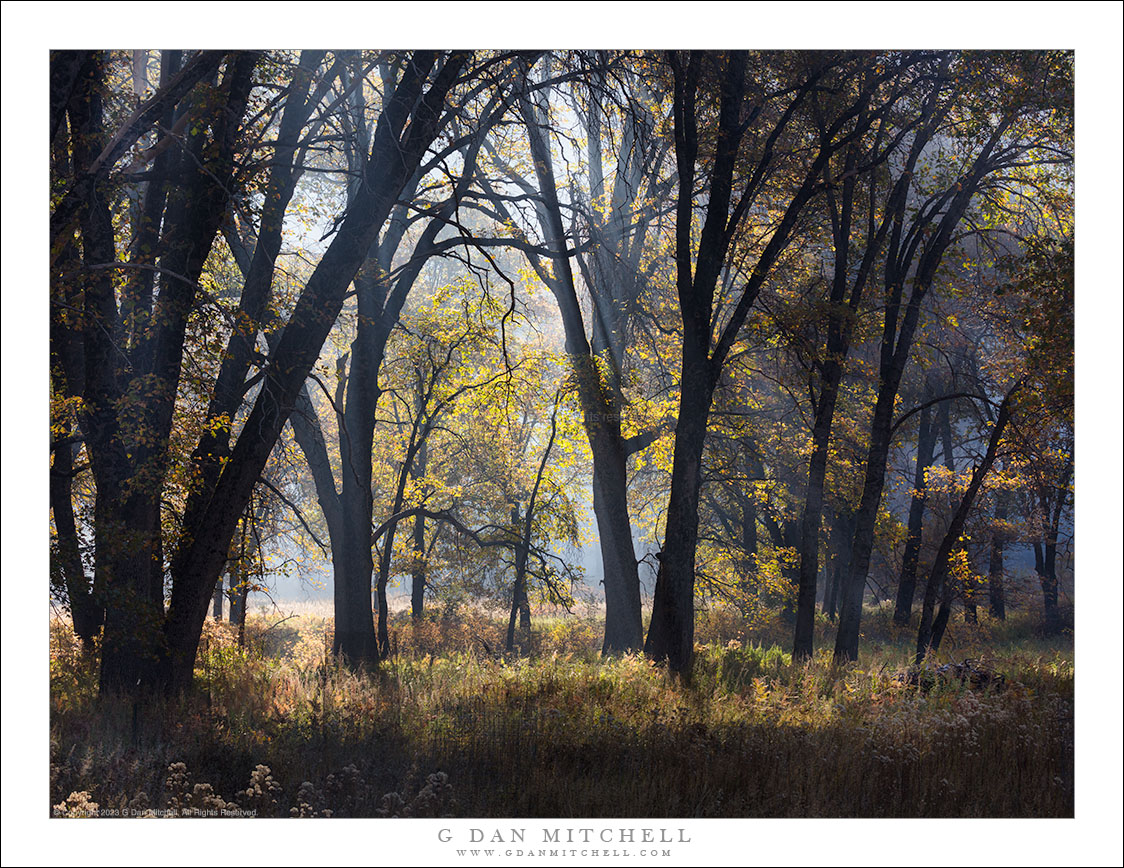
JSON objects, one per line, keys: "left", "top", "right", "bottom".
{"left": 177, "top": 51, "right": 325, "bottom": 554}
{"left": 644, "top": 370, "right": 713, "bottom": 674}
{"left": 335, "top": 269, "right": 391, "bottom": 665}
{"left": 50, "top": 436, "right": 103, "bottom": 649}
{"left": 591, "top": 436, "right": 644, "bottom": 653}
{"left": 374, "top": 533, "right": 394, "bottom": 659}
{"left": 825, "top": 565, "right": 839, "bottom": 621}
{"left": 834, "top": 385, "right": 900, "bottom": 662}
{"left": 824, "top": 509, "right": 854, "bottom": 621}
{"left": 648, "top": 50, "right": 845, "bottom": 674}
{"left": 50, "top": 51, "right": 228, "bottom": 260}
{"left": 1040, "top": 548, "right": 1060, "bottom": 634}
{"left": 49, "top": 50, "right": 89, "bottom": 145}
{"left": 929, "top": 588, "right": 954, "bottom": 654}
{"left": 62, "top": 52, "right": 257, "bottom": 694}
{"left": 504, "top": 398, "right": 560, "bottom": 653}
{"left": 505, "top": 566, "right": 530, "bottom": 653}
{"left": 505, "top": 506, "right": 532, "bottom": 653}
{"left": 295, "top": 84, "right": 488, "bottom": 667}
{"left": 794, "top": 369, "right": 842, "bottom": 658}
{"left": 962, "top": 587, "right": 978, "bottom": 624}
{"left": 916, "top": 386, "right": 1015, "bottom": 662}
{"left": 211, "top": 579, "right": 223, "bottom": 621}
{"left": 50, "top": 249, "right": 103, "bottom": 647}
{"left": 65, "top": 54, "right": 179, "bottom": 693}
{"left": 409, "top": 431, "right": 429, "bottom": 622}
{"left": 893, "top": 401, "right": 937, "bottom": 625}
{"left": 410, "top": 516, "right": 427, "bottom": 622}
{"left": 120, "top": 50, "right": 181, "bottom": 350}
{"left": 830, "top": 58, "right": 1026, "bottom": 663}
{"left": 228, "top": 570, "right": 245, "bottom": 638}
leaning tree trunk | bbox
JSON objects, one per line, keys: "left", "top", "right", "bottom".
{"left": 162, "top": 53, "right": 469, "bottom": 692}
{"left": 916, "top": 386, "right": 1015, "bottom": 662}
{"left": 793, "top": 122, "right": 887, "bottom": 658}
{"left": 833, "top": 93, "right": 1013, "bottom": 663}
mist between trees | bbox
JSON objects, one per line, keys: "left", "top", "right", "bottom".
{"left": 50, "top": 49, "right": 1073, "bottom": 696}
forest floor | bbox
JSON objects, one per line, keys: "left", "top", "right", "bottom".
{"left": 49, "top": 605, "right": 1073, "bottom": 818}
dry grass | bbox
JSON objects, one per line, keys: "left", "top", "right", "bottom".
{"left": 49, "top": 605, "right": 1073, "bottom": 818}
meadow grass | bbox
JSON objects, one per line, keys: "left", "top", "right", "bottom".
{"left": 49, "top": 605, "right": 1073, "bottom": 818}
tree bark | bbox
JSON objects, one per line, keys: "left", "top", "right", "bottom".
{"left": 50, "top": 435, "right": 103, "bottom": 648}
{"left": 644, "top": 365, "right": 714, "bottom": 673}
{"left": 50, "top": 50, "right": 227, "bottom": 261}
{"left": 794, "top": 364, "right": 842, "bottom": 657}
{"left": 834, "top": 385, "right": 900, "bottom": 662}
{"left": 824, "top": 509, "right": 854, "bottom": 622}
{"left": 228, "top": 569, "right": 245, "bottom": 634}
{"left": 298, "top": 84, "right": 490, "bottom": 666}
{"left": 739, "top": 491, "right": 758, "bottom": 590}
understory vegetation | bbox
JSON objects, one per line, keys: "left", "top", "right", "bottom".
{"left": 50, "top": 605, "right": 1073, "bottom": 818}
